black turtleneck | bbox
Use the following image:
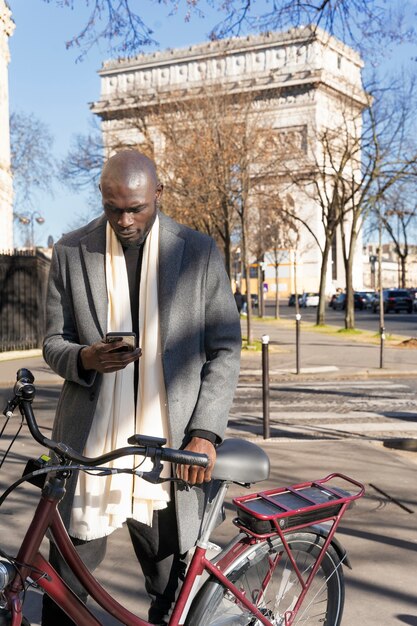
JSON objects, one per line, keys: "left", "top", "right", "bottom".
{"left": 123, "top": 244, "right": 143, "bottom": 403}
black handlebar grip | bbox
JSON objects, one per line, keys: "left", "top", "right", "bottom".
{"left": 159, "top": 447, "right": 209, "bottom": 468}
{"left": 16, "top": 368, "right": 35, "bottom": 384}
{"left": 14, "top": 369, "right": 36, "bottom": 401}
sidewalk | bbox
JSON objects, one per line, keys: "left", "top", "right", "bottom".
{"left": 241, "top": 319, "right": 417, "bottom": 380}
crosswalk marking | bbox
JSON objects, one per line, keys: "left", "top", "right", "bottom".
{"left": 229, "top": 378, "right": 417, "bottom": 440}
{"left": 255, "top": 411, "right": 383, "bottom": 420}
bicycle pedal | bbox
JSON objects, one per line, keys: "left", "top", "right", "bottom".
{"left": 22, "top": 454, "right": 52, "bottom": 489}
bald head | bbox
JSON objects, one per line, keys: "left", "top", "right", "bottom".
{"left": 100, "top": 150, "right": 163, "bottom": 247}
{"left": 100, "top": 150, "right": 159, "bottom": 190}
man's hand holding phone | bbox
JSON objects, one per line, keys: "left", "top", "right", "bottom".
{"left": 80, "top": 332, "right": 142, "bottom": 374}
{"left": 105, "top": 332, "right": 137, "bottom": 353}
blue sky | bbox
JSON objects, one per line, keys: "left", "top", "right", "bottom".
{"left": 6, "top": 1, "right": 417, "bottom": 246}
{"left": 7, "top": 0, "right": 222, "bottom": 245}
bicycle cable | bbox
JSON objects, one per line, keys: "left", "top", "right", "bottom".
{"left": 0, "top": 463, "right": 189, "bottom": 508}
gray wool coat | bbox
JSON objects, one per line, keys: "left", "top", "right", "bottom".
{"left": 42, "top": 211, "right": 241, "bottom": 553}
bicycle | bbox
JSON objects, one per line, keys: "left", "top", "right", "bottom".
{"left": 0, "top": 369, "right": 365, "bottom": 626}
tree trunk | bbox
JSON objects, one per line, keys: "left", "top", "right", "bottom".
{"left": 257, "top": 262, "right": 263, "bottom": 318}
{"left": 274, "top": 262, "right": 280, "bottom": 319}
{"left": 223, "top": 219, "right": 232, "bottom": 279}
{"left": 241, "top": 221, "right": 253, "bottom": 345}
{"left": 316, "top": 239, "right": 331, "bottom": 326}
{"left": 400, "top": 255, "right": 407, "bottom": 288}
{"left": 344, "top": 232, "right": 357, "bottom": 330}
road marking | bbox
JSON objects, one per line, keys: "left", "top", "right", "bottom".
{"left": 237, "top": 380, "right": 411, "bottom": 393}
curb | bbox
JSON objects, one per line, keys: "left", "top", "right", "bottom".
{"left": 239, "top": 367, "right": 417, "bottom": 381}
{"left": 241, "top": 366, "right": 339, "bottom": 376}
{"left": 0, "top": 349, "right": 42, "bottom": 362}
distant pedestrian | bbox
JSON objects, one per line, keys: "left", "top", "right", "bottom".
{"left": 234, "top": 287, "right": 244, "bottom": 313}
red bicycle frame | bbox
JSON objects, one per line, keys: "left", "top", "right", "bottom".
{"left": 4, "top": 473, "right": 364, "bottom": 626}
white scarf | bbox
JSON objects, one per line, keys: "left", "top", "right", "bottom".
{"left": 70, "top": 215, "right": 171, "bottom": 540}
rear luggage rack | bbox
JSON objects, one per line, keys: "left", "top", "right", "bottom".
{"left": 233, "top": 473, "right": 364, "bottom": 538}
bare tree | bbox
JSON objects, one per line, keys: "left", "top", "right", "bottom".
{"left": 255, "top": 195, "right": 295, "bottom": 319}
{"left": 41, "top": 1, "right": 414, "bottom": 61}
{"left": 379, "top": 185, "right": 417, "bottom": 288}
{"left": 10, "top": 110, "right": 56, "bottom": 229}
{"left": 263, "top": 120, "right": 352, "bottom": 327}
{"left": 205, "top": 0, "right": 414, "bottom": 58}
{"left": 337, "top": 78, "right": 417, "bottom": 328}
{"left": 285, "top": 140, "right": 352, "bottom": 325}
{"left": 158, "top": 92, "right": 242, "bottom": 277}
{"left": 87, "top": 84, "right": 282, "bottom": 344}
{"left": 277, "top": 68, "right": 417, "bottom": 330}
{"left": 60, "top": 120, "right": 104, "bottom": 193}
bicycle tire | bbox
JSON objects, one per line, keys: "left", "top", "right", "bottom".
{"left": 185, "top": 531, "right": 345, "bottom": 626}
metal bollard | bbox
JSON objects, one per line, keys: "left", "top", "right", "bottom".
{"left": 379, "top": 326, "right": 385, "bottom": 369}
{"left": 295, "top": 313, "right": 301, "bottom": 375}
{"left": 261, "top": 334, "right": 270, "bottom": 439}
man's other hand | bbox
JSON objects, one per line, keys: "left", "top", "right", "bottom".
{"left": 177, "top": 437, "right": 216, "bottom": 485}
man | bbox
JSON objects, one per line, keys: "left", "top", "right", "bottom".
{"left": 42, "top": 150, "right": 241, "bottom": 625}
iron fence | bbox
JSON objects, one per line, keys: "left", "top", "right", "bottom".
{"left": 0, "top": 250, "right": 51, "bottom": 352}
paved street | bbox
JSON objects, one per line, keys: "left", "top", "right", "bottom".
{"left": 266, "top": 302, "right": 417, "bottom": 337}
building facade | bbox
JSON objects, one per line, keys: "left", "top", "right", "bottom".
{"left": 92, "top": 27, "right": 368, "bottom": 297}
{"left": 0, "top": 0, "right": 13, "bottom": 252}
{"left": 363, "top": 242, "right": 417, "bottom": 290}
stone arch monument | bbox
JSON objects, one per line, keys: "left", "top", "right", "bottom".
{"left": 92, "top": 27, "right": 368, "bottom": 295}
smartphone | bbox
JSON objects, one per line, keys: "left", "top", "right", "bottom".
{"left": 105, "top": 332, "right": 137, "bottom": 353}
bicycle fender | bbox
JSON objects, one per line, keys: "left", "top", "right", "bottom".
{"left": 309, "top": 524, "right": 352, "bottom": 569}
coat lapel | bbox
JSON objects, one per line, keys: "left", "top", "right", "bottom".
{"left": 79, "top": 218, "right": 108, "bottom": 338}
{"left": 158, "top": 214, "right": 185, "bottom": 352}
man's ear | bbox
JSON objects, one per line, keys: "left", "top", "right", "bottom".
{"left": 156, "top": 182, "right": 163, "bottom": 198}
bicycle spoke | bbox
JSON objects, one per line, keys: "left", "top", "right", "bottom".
{"left": 295, "top": 554, "right": 345, "bottom": 624}
{"left": 188, "top": 535, "right": 344, "bottom": 626}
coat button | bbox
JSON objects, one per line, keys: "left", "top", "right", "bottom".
{"left": 89, "top": 392, "right": 96, "bottom": 401}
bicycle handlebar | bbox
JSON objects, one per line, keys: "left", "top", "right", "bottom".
{"left": 4, "top": 369, "right": 209, "bottom": 470}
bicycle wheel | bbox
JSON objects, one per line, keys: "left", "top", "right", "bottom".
{"left": 185, "top": 532, "right": 345, "bottom": 626}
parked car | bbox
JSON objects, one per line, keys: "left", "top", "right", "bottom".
{"left": 332, "top": 291, "right": 374, "bottom": 311}
{"left": 354, "top": 291, "right": 375, "bottom": 310}
{"left": 288, "top": 293, "right": 302, "bottom": 306}
{"left": 408, "top": 288, "right": 417, "bottom": 312}
{"left": 372, "top": 289, "right": 413, "bottom": 314}
{"left": 300, "top": 292, "right": 319, "bottom": 307}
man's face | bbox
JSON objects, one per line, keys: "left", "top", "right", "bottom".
{"left": 101, "top": 173, "right": 161, "bottom": 247}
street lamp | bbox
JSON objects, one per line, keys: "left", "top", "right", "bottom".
{"left": 14, "top": 211, "right": 45, "bottom": 250}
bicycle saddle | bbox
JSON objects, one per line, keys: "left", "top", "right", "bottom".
{"left": 212, "top": 438, "right": 270, "bottom": 483}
